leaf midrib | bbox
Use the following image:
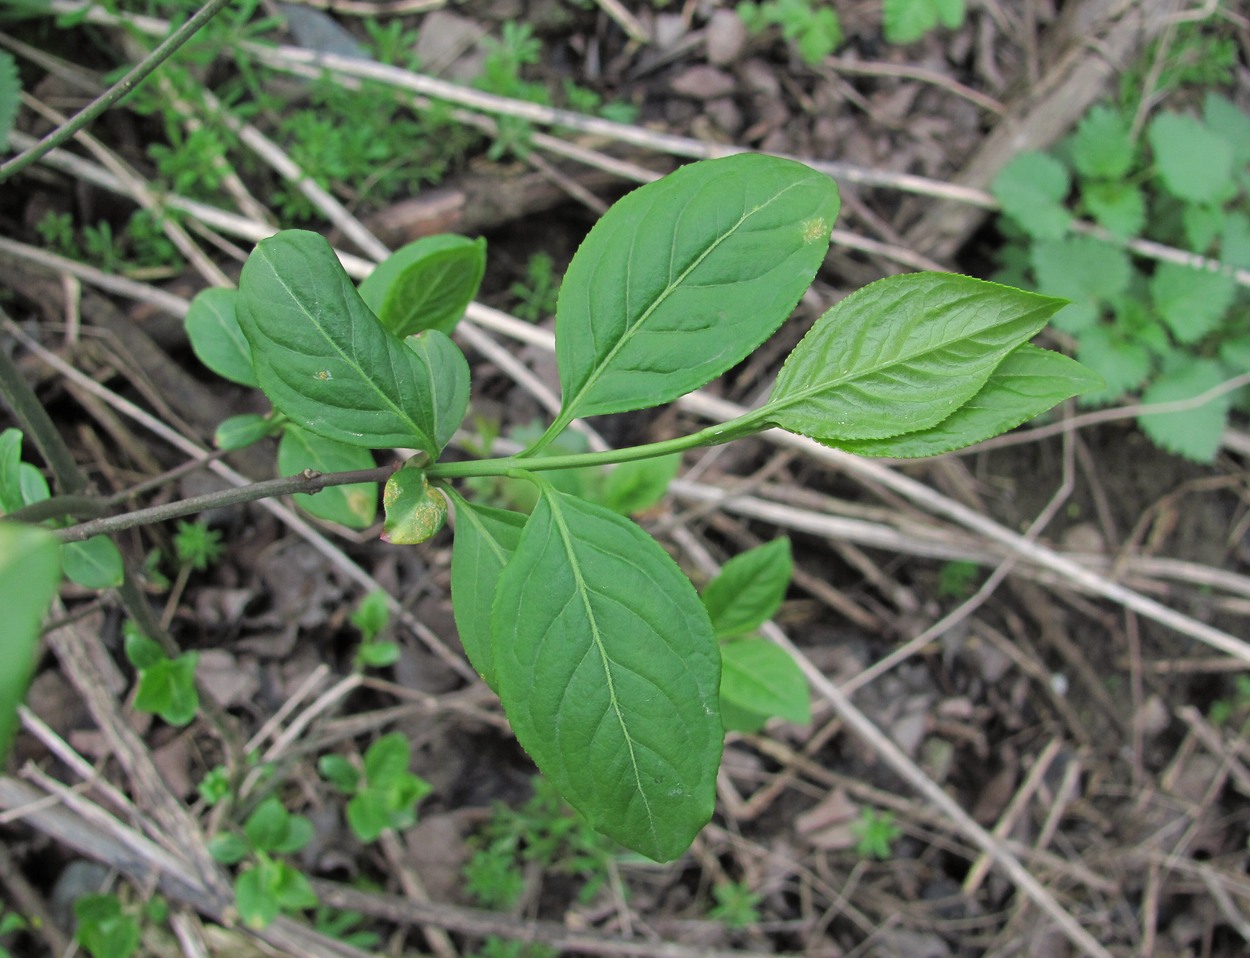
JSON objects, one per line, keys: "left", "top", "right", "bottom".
{"left": 263, "top": 247, "right": 431, "bottom": 445}
{"left": 563, "top": 176, "right": 816, "bottom": 419}
{"left": 545, "top": 490, "right": 659, "bottom": 846}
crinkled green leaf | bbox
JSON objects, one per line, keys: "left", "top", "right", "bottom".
{"left": 1070, "top": 104, "right": 1134, "bottom": 179}
{"left": 1076, "top": 326, "right": 1152, "bottom": 404}
{"left": 719, "top": 638, "right": 810, "bottom": 732}
{"left": 835, "top": 344, "right": 1102, "bottom": 457}
{"left": 278, "top": 425, "right": 377, "bottom": 529}
{"left": 0, "top": 523, "right": 60, "bottom": 760}
{"left": 1182, "top": 204, "right": 1224, "bottom": 253}
{"left": 701, "top": 538, "right": 791, "bottom": 638}
{"left": 1082, "top": 181, "right": 1144, "bottom": 239}
{"left": 62, "top": 535, "right": 123, "bottom": 589}
{"left": 763, "top": 273, "right": 1065, "bottom": 443}
{"left": 991, "top": 152, "right": 1071, "bottom": 241}
{"left": 1138, "top": 358, "right": 1233, "bottom": 463}
{"left": 1031, "top": 236, "right": 1131, "bottom": 333}
{"left": 185, "top": 288, "right": 258, "bottom": 388}
{"left": 1149, "top": 262, "right": 1235, "bottom": 345}
{"left": 1148, "top": 112, "right": 1235, "bottom": 206}
{"left": 1203, "top": 93, "right": 1250, "bottom": 166}
{"left": 492, "top": 486, "right": 721, "bottom": 861}
{"left": 448, "top": 491, "right": 526, "bottom": 691}
{"left": 382, "top": 464, "right": 448, "bottom": 544}
{"left": 556, "top": 153, "right": 839, "bottom": 422}
{"left": 359, "top": 234, "right": 486, "bottom": 337}
{"left": 236, "top": 230, "right": 469, "bottom": 456}
{"left": 1220, "top": 212, "right": 1250, "bottom": 270}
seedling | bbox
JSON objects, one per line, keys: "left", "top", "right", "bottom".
{"left": 73, "top": 894, "right": 143, "bottom": 958}
{"left": 350, "top": 590, "right": 399, "bottom": 668}
{"left": 124, "top": 623, "right": 200, "bottom": 727}
{"left": 737, "top": 0, "right": 842, "bottom": 65}
{"left": 172, "top": 519, "right": 224, "bottom": 571}
{"left": 709, "top": 880, "right": 763, "bottom": 929}
{"left": 852, "top": 808, "right": 902, "bottom": 860}
{"left": 207, "top": 796, "right": 318, "bottom": 928}
{"left": 318, "top": 733, "right": 431, "bottom": 842}
{"left": 13, "top": 154, "right": 1097, "bottom": 864}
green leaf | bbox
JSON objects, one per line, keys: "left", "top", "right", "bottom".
{"left": 1138, "top": 358, "right": 1234, "bottom": 463}
{"left": 270, "top": 861, "right": 318, "bottom": 910}
{"left": 883, "top": 0, "right": 960, "bottom": 44}
{"left": 1070, "top": 105, "right": 1134, "bottom": 179}
{"left": 701, "top": 538, "right": 792, "bottom": 638}
{"left": 0, "top": 428, "right": 26, "bottom": 514}
{"left": 133, "top": 652, "right": 200, "bottom": 726}
{"left": 358, "top": 235, "right": 487, "bottom": 337}
{"left": 1203, "top": 93, "right": 1250, "bottom": 167}
{"left": 318, "top": 754, "right": 360, "bottom": 793}
{"left": 1149, "top": 262, "right": 1235, "bottom": 345}
{"left": 1075, "top": 326, "right": 1152, "bottom": 404}
{"left": 1148, "top": 112, "right": 1235, "bottom": 206}
{"left": 0, "top": 524, "right": 60, "bottom": 760}
{"left": 1031, "top": 236, "right": 1131, "bottom": 333}
{"left": 215, "top": 413, "right": 273, "bottom": 451}
{"left": 74, "top": 894, "right": 140, "bottom": 958}
{"left": 350, "top": 590, "right": 390, "bottom": 642}
{"left": 62, "top": 535, "right": 124, "bottom": 589}
{"left": 991, "top": 152, "right": 1071, "bottom": 241}
{"left": 596, "top": 454, "right": 681, "bottom": 516}
{"left": 363, "top": 732, "right": 410, "bottom": 786}
{"left": 555, "top": 154, "right": 839, "bottom": 423}
{"left": 235, "top": 864, "right": 280, "bottom": 929}
{"left": 346, "top": 791, "right": 392, "bottom": 843}
{"left": 123, "top": 629, "right": 166, "bottom": 671}
{"left": 1182, "top": 203, "right": 1224, "bottom": 253}
{"left": 0, "top": 51, "right": 19, "bottom": 152}
{"left": 491, "top": 486, "right": 722, "bottom": 861}
{"left": 1220, "top": 212, "right": 1250, "bottom": 269}
{"left": 278, "top": 425, "right": 377, "bottom": 529}
{"left": 245, "top": 797, "right": 298, "bottom": 852}
{"left": 236, "top": 230, "right": 469, "bottom": 456}
{"left": 448, "top": 492, "right": 527, "bottom": 690}
{"left": 834, "top": 344, "right": 1103, "bottom": 456}
{"left": 207, "top": 832, "right": 249, "bottom": 865}
{"left": 763, "top": 273, "right": 1065, "bottom": 443}
{"left": 185, "top": 288, "right": 258, "bottom": 388}
{"left": 719, "top": 638, "right": 810, "bottom": 732}
{"left": 382, "top": 464, "right": 448, "bottom": 544}
{"left": 1082, "top": 181, "right": 1144, "bottom": 239}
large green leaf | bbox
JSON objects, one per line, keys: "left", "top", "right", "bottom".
{"left": 277, "top": 425, "right": 377, "bottom": 529}
{"left": 555, "top": 153, "right": 839, "bottom": 422}
{"left": 834, "top": 344, "right": 1102, "bottom": 457}
{"left": 359, "top": 235, "right": 486, "bottom": 337}
{"left": 236, "top": 231, "right": 469, "bottom": 456}
{"left": 491, "top": 487, "right": 721, "bottom": 861}
{"left": 185, "top": 288, "right": 258, "bottom": 388}
{"left": 762, "top": 273, "right": 1066, "bottom": 444}
{"left": 447, "top": 492, "right": 526, "bottom": 691}
{"left": 0, "top": 523, "right": 61, "bottom": 759}
{"left": 701, "top": 538, "right": 792, "bottom": 638}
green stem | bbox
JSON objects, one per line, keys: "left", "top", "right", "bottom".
{"left": 429, "top": 410, "right": 769, "bottom": 480}
{"left": 0, "top": 0, "right": 235, "bottom": 182}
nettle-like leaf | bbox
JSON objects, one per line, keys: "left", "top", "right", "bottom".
{"left": 1076, "top": 326, "right": 1152, "bottom": 404}
{"left": 834, "top": 344, "right": 1103, "bottom": 457}
{"left": 185, "top": 288, "right": 258, "bottom": 388}
{"left": 1148, "top": 262, "right": 1236, "bottom": 345}
{"left": 236, "top": 231, "right": 469, "bottom": 456}
{"left": 554, "top": 153, "right": 839, "bottom": 423}
{"left": 1030, "top": 236, "right": 1131, "bottom": 333}
{"left": 447, "top": 492, "right": 526, "bottom": 691}
{"left": 491, "top": 485, "right": 721, "bottom": 862}
{"left": 762, "top": 273, "right": 1065, "bottom": 444}
{"left": 702, "top": 537, "right": 792, "bottom": 638}
{"left": 991, "top": 151, "right": 1071, "bottom": 241}
{"left": 278, "top": 425, "right": 377, "bottom": 529}
{"left": 1148, "top": 112, "right": 1236, "bottom": 207}
{"left": 1082, "top": 181, "right": 1144, "bottom": 239}
{"left": 1138, "top": 357, "right": 1233, "bottom": 463}
{"left": 0, "top": 523, "right": 60, "bottom": 760}
{"left": 1204, "top": 93, "right": 1250, "bottom": 167}
{"left": 1069, "top": 104, "right": 1134, "bottom": 180}
{"left": 359, "top": 234, "right": 487, "bottom": 337}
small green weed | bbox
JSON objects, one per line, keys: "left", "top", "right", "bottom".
{"left": 72, "top": 893, "right": 165, "bottom": 958}
{"left": 991, "top": 91, "right": 1250, "bottom": 461}
{"left": 737, "top": 0, "right": 841, "bottom": 65}
{"left": 319, "top": 733, "right": 431, "bottom": 842}
{"left": 937, "top": 559, "right": 980, "bottom": 599}
{"left": 124, "top": 623, "right": 199, "bottom": 727}
{"left": 208, "top": 796, "right": 318, "bottom": 928}
{"left": 509, "top": 252, "right": 561, "bottom": 323}
{"left": 0, "top": 910, "right": 29, "bottom": 958}
{"left": 852, "top": 808, "right": 902, "bottom": 859}
{"left": 708, "top": 880, "right": 762, "bottom": 929}
{"left": 351, "top": 590, "right": 399, "bottom": 668}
